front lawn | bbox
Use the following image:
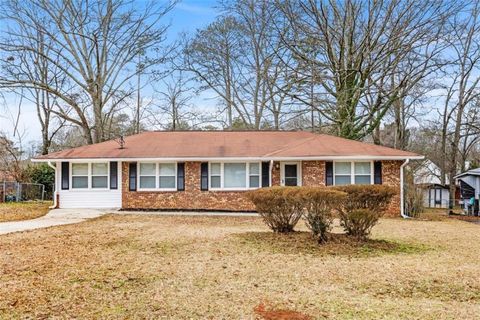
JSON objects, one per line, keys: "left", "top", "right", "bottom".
{"left": 0, "top": 201, "right": 51, "bottom": 222}
{"left": 0, "top": 215, "right": 479, "bottom": 319}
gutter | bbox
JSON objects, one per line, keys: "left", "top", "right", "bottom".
{"left": 31, "top": 155, "right": 425, "bottom": 163}
{"left": 47, "top": 161, "right": 57, "bottom": 209}
{"left": 400, "top": 159, "right": 410, "bottom": 218}
{"left": 269, "top": 160, "right": 273, "bottom": 186}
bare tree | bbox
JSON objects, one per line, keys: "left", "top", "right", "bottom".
{"left": 0, "top": 0, "right": 176, "bottom": 143}
{"left": 2, "top": 27, "right": 68, "bottom": 154}
{"left": 149, "top": 71, "right": 197, "bottom": 130}
{"left": 436, "top": 2, "right": 480, "bottom": 207}
{"left": 279, "top": 0, "right": 453, "bottom": 139}
{"left": 183, "top": 16, "right": 243, "bottom": 129}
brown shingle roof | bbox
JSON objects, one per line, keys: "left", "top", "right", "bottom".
{"left": 33, "top": 131, "right": 422, "bottom": 160}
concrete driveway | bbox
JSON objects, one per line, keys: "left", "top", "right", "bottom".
{"left": 0, "top": 208, "right": 109, "bottom": 235}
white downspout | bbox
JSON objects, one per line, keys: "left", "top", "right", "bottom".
{"left": 400, "top": 159, "right": 410, "bottom": 218}
{"left": 47, "top": 161, "right": 57, "bottom": 209}
{"left": 269, "top": 160, "right": 273, "bottom": 186}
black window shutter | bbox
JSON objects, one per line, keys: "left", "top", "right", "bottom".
{"left": 110, "top": 161, "right": 118, "bottom": 189}
{"left": 200, "top": 162, "right": 209, "bottom": 191}
{"left": 325, "top": 161, "right": 333, "bottom": 186}
{"left": 129, "top": 162, "right": 137, "bottom": 191}
{"left": 61, "top": 162, "right": 69, "bottom": 190}
{"left": 177, "top": 162, "right": 185, "bottom": 191}
{"left": 374, "top": 161, "right": 382, "bottom": 184}
{"left": 261, "top": 162, "right": 270, "bottom": 187}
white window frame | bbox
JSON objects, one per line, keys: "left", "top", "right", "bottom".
{"left": 158, "top": 163, "right": 177, "bottom": 190}
{"left": 70, "top": 162, "right": 110, "bottom": 190}
{"left": 280, "top": 162, "right": 302, "bottom": 186}
{"left": 248, "top": 163, "right": 261, "bottom": 188}
{"left": 137, "top": 162, "right": 177, "bottom": 191}
{"left": 91, "top": 163, "right": 109, "bottom": 189}
{"left": 209, "top": 162, "right": 262, "bottom": 191}
{"left": 333, "top": 161, "right": 373, "bottom": 186}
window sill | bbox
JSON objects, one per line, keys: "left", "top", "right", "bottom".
{"left": 68, "top": 188, "right": 114, "bottom": 191}
{"left": 136, "top": 188, "right": 178, "bottom": 192}
{"left": 208, "top": 187, "right": 260, "bottom": 192}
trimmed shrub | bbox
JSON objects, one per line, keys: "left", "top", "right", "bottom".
{"left": 331, "top": 185, "right": 396, "bottom": 212}
{"left": 300, "top": 187, "right": 347, "bottom": 243}
{"left": 331, "top": 185, "right": 396, "bottom": 240}
{"left": 338, "top": 209, "right": 382, "bottom": 240}
{"left": 246, "top": 187, "right": 304, "bottom": 233}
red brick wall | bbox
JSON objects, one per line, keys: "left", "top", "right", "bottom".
{"left": 122, "top": 162, "right": 256, "bottom": 211}
{"left": 381, "top": 160, "right": 402, "bottom": 216}
{"left": 271, "top": 161, "right": 281, "bottom": 186}
{"left": 121, "top": 160, "right": 402, "bottom": 216}
{"left": 302, "top": 161, "right": 326, "bottom": 186}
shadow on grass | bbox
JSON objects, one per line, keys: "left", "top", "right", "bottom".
{"left": 233, "top": 231, "right": 428, "bottom": 257}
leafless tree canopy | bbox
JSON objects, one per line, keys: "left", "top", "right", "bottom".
{"left": 0, "top": 0, "right": 176, "bottom": 143}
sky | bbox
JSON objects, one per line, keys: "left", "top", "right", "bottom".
{"left": 0, "top": 0, "right": 219, "bottom": 144}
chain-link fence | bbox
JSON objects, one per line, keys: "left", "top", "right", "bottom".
{"left": 0, "top": 181, "right": 45, "bottom": 202}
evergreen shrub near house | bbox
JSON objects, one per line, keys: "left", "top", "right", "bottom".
{"left": 247, "top": 187, "right": 347, "bottom": 238}
{"left": 331, "top": 185, "right": 396, "bottom": 240}
{"left": 246, "top": 187, "right": 304, "bottom": 233}
{"left": 300, "top": 187, "right": 347, "bottom": 243}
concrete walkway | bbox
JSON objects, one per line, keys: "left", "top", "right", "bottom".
{"left": 116, "top": 210, "right": 259, "bottom": 217}
{"left": 0, "top": 208, "right": 109, "bottom": 235}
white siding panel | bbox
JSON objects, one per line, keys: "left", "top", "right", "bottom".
{"left": 59, "top": 190, "right": 121, "bottom": 208}
{"left": 57, "top": 161, "right": 122, "bottom": 209}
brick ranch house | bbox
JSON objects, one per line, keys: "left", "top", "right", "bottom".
{"left": 32, "top": 131, "right": 423, "bottom": 216}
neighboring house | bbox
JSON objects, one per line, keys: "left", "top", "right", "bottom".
{"left": 454, "top": 168, "right": 480, "bottom": 215}
{"left": 413, "top": 159, "right": 450, "bottom": 209}
{"left": 32, "top": 131, "right": 423, "bottom": 216}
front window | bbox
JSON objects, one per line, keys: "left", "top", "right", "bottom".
{"left": 138, "top": 163, "right": 177, "bottom": 190}
{"left": 91, "top": 163, "right": 108, "bottom": 188}
{"left": 159, "top": 163, "right": 176, "bottom": 188}
{"left": 72, "top": 163, "right": 89, "bottom": 189}
{"left": 209, "top": 162, "right": 261, "bottom": 190}
{"left": 249, "top": 163, "right": 260, "bottom": 188}
{"left": 139, "top": 163, "right": 156, "bottom": 189}
{"left": 334, "top": 161, "right": 372, "bottom": 185}
{"left": 224, "top": 163, "right": 247, "bottom": 188}
{"left": 210, "top": 163, "right": 221, "bottom": 188}
{"left": 354, "top": 162, "right": 371, "bottom": 184}
{"left": 334, "top": 162, "right": 351, "bottom": 185}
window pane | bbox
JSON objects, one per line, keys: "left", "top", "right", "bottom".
{"left": 211, "top": 176, "right": 221, "bottom": 188}
{"left": 355, "top": 162, "right": 371, "bottom": 175}
{"left": 140, "top": 163, "right": 156, "bottom": 175}
{"left": 92, "top": 176, "right": 108, "bottom": 188}
{"left": 72, "top": 163, "right": 88, "bottom": 175}
{"left": 211, "top": 163, "right": 221, "bottom": 175}
{"left": 335, "top": 162, "right": 351, "bottom": 175}
{"left": 159, "top": 176, "right": 175, "bottom": 188}
{"left": 72, "top": 176, "right": 88, "bottom": 188}
{"left": 355, "top": 175, "right": 371, "bottom": 185}
{"left": 335, "top": 175, "right": 351, "bottom": 185}
{"left": 92, "top": 163, "right": 108, "bottom": 175}
{"left": 140, "top": 176, "right": 156, "bottom": 188}
{"left": 249, "top": 176, "right": 260, "bottom": 188}
{"left": 249, "top": 163, "right": 260, "bottom": 175}
{"left": 159, "top": 163, "right": 175, "bottom": 176}
{"left": 224, "top": 163, "right": 246, "bottom": 188}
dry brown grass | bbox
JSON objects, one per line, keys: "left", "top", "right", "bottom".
{"left": 0, "top": 201, "right": 51, "bottom": 222}
{"left": 1, "top": 214, "right": 479, "bottom": 319}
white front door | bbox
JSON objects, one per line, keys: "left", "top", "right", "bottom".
{"left": 280, "top": 162, "right": 302, "bottom": 186}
